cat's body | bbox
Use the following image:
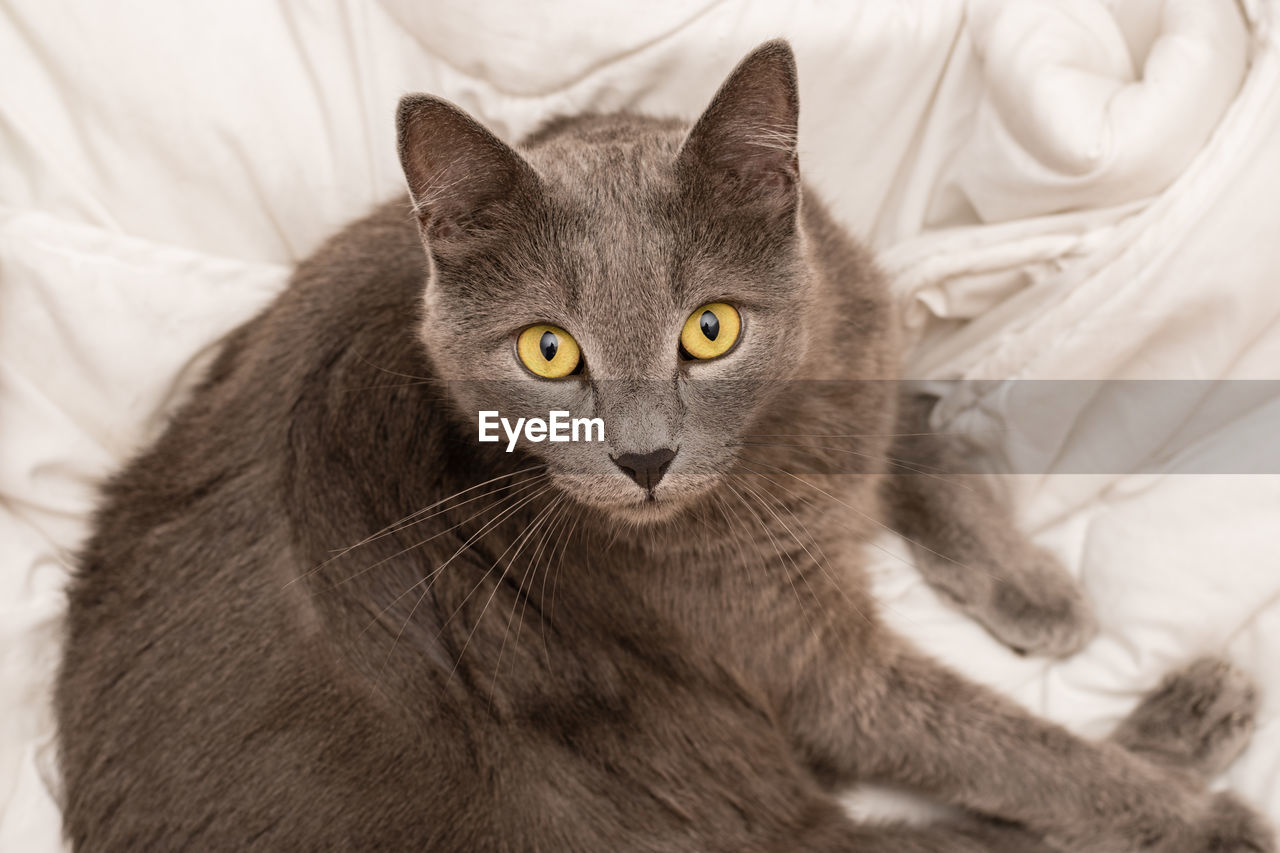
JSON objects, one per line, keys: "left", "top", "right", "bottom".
{"left": 56, "top": 43, "right": 1273, "bottom": 851}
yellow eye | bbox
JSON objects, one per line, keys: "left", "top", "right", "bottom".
{"left": 516, "top": 324, "right": 581, "bottom": 379}
{"left": 680, "top": 302, "right": 740, "bottom": 360}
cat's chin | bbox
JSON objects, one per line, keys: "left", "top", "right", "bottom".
{"left": 598, "top": 494, "right": 693, "bottom": 526}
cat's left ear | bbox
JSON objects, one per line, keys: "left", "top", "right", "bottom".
{"left": 396, "top": 95, "right": 539, "bottom": 248}
{"left": 677, "top": 40, "right": 800, "bottom": 221}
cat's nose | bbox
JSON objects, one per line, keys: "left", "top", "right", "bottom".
{"left": 612, "top": 448, "right": 677, "bottom": 491}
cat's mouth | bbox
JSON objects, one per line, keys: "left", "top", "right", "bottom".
{"left": 609, "top": 495, "right": 686, "bottom": 523}
{"left": 552, "top": 463, "right": 717, "bottom": 524}
{"left": 601, "top": 478, "right": 713, "bottom": 524}
{"left": 566, "top": 480, "right": 690, "bottom": 523}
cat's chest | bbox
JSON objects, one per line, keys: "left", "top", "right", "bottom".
{"left": 587, "top": 519, "right": 882, "bottom": 690}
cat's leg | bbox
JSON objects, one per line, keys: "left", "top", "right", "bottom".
{"left": 881, "top": 392, "right": 1095, "bottom": 657}
{"left": 786, "top": 647, "right": 1274, "bottom": 852}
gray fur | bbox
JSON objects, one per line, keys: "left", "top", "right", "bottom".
{"left": 55, "top": 41, "right": 1273, "bottom": 851}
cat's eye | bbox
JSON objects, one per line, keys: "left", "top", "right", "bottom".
{"left": 679, "top": 302, "right": 740, "bottom": 360}
{"left": 516, "top": 324, "right": 582, "bottom": 379}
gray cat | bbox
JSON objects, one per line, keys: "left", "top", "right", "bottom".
{"left": 55, "top": 41, "right": 1274, "bottom": 851}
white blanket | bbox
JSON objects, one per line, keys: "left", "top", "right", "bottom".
{"left": 2, "top": 2, "right": 1277, "bottom": 848}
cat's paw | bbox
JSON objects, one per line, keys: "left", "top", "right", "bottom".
{"left": 1085, "top": 793, "right": 1274, "bottom": 853}
{"left": 1182, "top": 791, "right": 1276, "bottom": 852}
{"left": 975, "top": 548, "right": 1096, "bottom": 658}
{"left": 1112, "top": 657, "right": 1259, "bottom": 778}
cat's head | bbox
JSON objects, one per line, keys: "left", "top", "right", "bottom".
{"left": 397, "top": 41, "right": 889, "bottom": 523}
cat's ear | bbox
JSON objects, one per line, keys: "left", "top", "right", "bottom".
{"left": 677, "top": 40, "right": 800, "bottom": 220}
{"left": 396, "top": 95, "right": 538, "bottom": 246}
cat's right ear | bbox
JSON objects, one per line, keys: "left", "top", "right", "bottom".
{"left": 396, "top": 95, "right": 538, "bottom": 247}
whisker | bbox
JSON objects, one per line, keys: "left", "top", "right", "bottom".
{"left": 515, "top": 502, "right": 574, "bottom": 665}
{"left": 351, "top": 349, "right": 433, "bottom": 383}
{"left": 721, "top": 478, "right": 822, "bottom": 646}
{"left": 741, "top": 429, "right": 1011, "bottom": 439}
{"left": 733, "top": 441, "right": 978, "bottom": 492}
{"left": 710, "top": 488, "right": 776, "bottom": 610}
{"left": 736, "top": 458, "right": 1010, "bottom": 587}
{"left": 445, "top": 494, "right": 563, "bottom": 692}
{"left": 497, "top": 500, "right": 564, "bottom": 660}
{"left": 730, "top": 475, "right": 836, "bottom": 627}
{"left": 736, "top": 466, "right": 931, "bottom": 636}
{"left": 418, "top": 485, "right": 557, "bottom": 640}
{"left": 737, "top": 440, "right": 955, "bottom": 475}
{"left": 733, "top": 471, "right": 882, "bottom": 631}
{"left": 330, "top": 475, "right": 549, "bottom": 590}
{"left": 491, "top": 502, "right": 568, "bottom": 708}
{"left": 360, "top": 482, "right": 549, "bottom": 644}
{"left": 283, "top": 464, "right": 547, "bottom": 588}
{"left": 338, "top": 379, "right": 436, "bottom": 393}
{"left": 546, "top": 504, "right": 585, "bottom": 663}
{"left": 735, "top": 458, "right": 951, "bottom": 586}
{"left": 712, "top": 487, "right": 834, "bottom": 648}
{"left": 374, "top": 482, "right": 557, "bottom": 681}
{"left": 734, "top": 478, "right": 880, "bottom": 667}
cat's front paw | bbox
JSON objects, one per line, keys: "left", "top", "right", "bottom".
{"left": 977, "top": 547, "right": 1096, "bottom": 658}
{"left": 1182, "top": 791, "right": 1276, "bottom": 852}
{"left": 1085, "top": 792, "right": 1275, "bottom": 853}
{"left": 1112, "top": 657, "right": 1260, "bottom": 778}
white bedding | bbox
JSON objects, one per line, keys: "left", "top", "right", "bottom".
{"left": 2, "top": 1, "right": 1277, "bottom": 847}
